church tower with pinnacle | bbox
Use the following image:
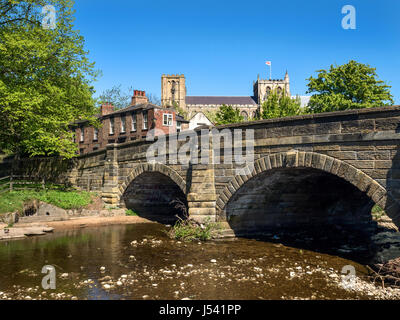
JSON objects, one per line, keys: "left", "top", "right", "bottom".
{"left": 253, "top": 70, "right": 290, "bottom": 105}
{"left": 161, "top": 74, "right": 186, "bottom": 111}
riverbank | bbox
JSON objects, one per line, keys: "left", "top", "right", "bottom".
{"left": 0, "top": 215, "right": 155, "bottom": 237}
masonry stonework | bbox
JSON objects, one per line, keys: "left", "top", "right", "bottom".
{"left": 3, "top": 106, "right": 400, "bottom": 233}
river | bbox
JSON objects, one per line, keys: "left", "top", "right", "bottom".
{"left": 0, "top": 223, "right": 399, "bottom": 300}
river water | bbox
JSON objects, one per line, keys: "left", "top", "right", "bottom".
{"left": 0, "top": 223, "right": 399, "bottom": 300}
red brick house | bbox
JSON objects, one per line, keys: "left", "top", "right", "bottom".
{"left": 73, "top": 90, "right": 189, "bottom": 155}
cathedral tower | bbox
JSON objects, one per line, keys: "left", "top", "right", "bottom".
{"left": 253, "top": 71, "right": 290, "bottom": 105}
{"left": 161, "top": 74, "right": 186, "bottom": 111}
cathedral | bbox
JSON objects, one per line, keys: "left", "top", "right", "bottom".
{"left": 161, "top": 72, "right": 290, "bottom": 120}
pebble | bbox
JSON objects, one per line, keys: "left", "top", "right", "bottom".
{"left": 210, "top": 259, "right": 217, "bottom": 263}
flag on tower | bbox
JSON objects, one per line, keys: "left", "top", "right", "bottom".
{"left": 265, "top": 61, "right": 272, "bottom": 79}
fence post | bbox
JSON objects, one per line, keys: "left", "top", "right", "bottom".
{"left": 10, "top": 171, "right": 13, "bottom": 192}
{"left": 42, "top": 177, "right": 45, "bottom": 190}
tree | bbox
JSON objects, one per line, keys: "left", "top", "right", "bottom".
{"left": 306, "top": 60, "right": 394, "bottom": 113}
{"left": 147, "top": 93, "right": 161, "bottom": 106}
{"left": 214, "top": 105, "right": 244, "bottom": 125}
{"left": 97, "top": 85, "right": 132, "bottom": 110}
{"left": 0, "top": 0, "right": 99, "bottom": 159}
{"left": 260, "top": 89, "right": 302, "bottom": 119}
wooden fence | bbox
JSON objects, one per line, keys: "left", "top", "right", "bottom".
{"left": 0, "top": 174, "right": 48, "bottom": 193}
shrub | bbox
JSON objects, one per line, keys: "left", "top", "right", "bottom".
{"left": 168, "top": 216, "right": 220, "bottom": 242}
{"left": 126, "top": 209, "right": 138, "bottom": 216}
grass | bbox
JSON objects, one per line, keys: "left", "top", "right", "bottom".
{"left": 125, "top": 209, "right": 138, "bottom": 216}
{"left": 0, "top": 189, "right": 93, "bottom": 214}
{"left": 168, "top": 216, "right": 220, "bottom": 242}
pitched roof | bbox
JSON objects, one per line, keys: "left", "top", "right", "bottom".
{"left": 176, "top": 114, "right": 189, "bottom": 123}
{"left": 185, "top": 96, "right": 257, "bottom": 106}
{"left": 104, "top": 103, "right": 163, "bottom": 117}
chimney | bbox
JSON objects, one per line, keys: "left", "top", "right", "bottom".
{"left": 100, "top": 102, "right": 114, "bottom": 116}
{"left": 131, "top": 90, "right": 148, "bottom": 106}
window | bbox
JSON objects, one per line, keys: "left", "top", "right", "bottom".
{"left": 177, "top": 121, "right": 181, "bottom": 133}
{"left": 109, "top": 118, "right": 114, "bottom": 135}
{"left": 163, "top": 113, "right": 173, "bottom": 126}
{"left": 121, "top": 116, "right": 126, "bottom": 133}
{"left": 80, "top": 127, "right": 84, "bottom": 142}
{"left": 143, "top": 112, "right": 148, "bottom": 130}
{"left": 93, "top": 128, "right": 98, "bottom": 141}
{"left": 131, "top": 113, "right": 137, "bottom": 131}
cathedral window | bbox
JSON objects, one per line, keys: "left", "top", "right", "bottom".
{"left": 241, "top": 111, "right": 248, "bottom": 121}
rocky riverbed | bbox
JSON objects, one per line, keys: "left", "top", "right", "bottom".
{"left": 0, "top": 223, "right": 399, "bottom": 300}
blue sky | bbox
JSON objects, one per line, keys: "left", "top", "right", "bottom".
{"left": 72, "top": 0, "right": 400, "bottom": 103}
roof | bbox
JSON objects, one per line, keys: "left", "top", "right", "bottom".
{"left": 104, "top": 103, "right": 165, "bottom": 117}
{"left": 176, "top": 114, "right": 189, "bottom": 123}
{"left": 185, "top": 96, "right": 257, "bottom": 106}
{"left": 189, "top": 111, "right": 214, "bottom": 125}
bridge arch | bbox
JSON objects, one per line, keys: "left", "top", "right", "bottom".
{"left": 217, "top": 151, "right": 399, "bottom": 228}
{"left": 119, "top": 163, "right": 188, "bottom": 222}
{"left": 118, "top": 162, "right": 187, "bottom": 199}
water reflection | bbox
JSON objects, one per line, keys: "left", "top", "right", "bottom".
{"left": 0, "top": 223, "right": 397, "bottom": 300}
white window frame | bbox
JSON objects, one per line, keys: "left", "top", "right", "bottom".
{"left": 93, "top": 127, "right": 98, "bottom": 141}
{"left": 143, "top": 112, "right": 148, "bottom": 130}
{"left": 163, "top": 113, "right": 173, "bottom": 126}
{"left": 121, "top": 116, "right": 126, "bottom": 133}
{"left": 131, "top": 113, "right": 137, "bottom": 132}
{"left": 80, "top": 127, "right": 84, "bottom": 142}
{"left": 109, "top": 118, "right": 114, "bottom": 135}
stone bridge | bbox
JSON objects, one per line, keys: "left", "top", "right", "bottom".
{"left": 9, "top": 106, "right": 400, "bottom": 236}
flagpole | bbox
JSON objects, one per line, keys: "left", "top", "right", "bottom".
{"left": 270, "top": 64, "right": 272, "bottom": 80}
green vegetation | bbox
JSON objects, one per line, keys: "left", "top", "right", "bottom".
{"left": 211, "top": 61, "right": 393, "bottom": 126}
{"left": 168, "top": 217, "right": 220, "bottom": 242}
{"left": 0, "top": 189, "right": 93, "bottom": 214}
{"left": 0, "top": 0, "right": 99, "bottom": 159}
{"left": 306, "top": 60, "right": 394, "bottom": 113}
{"left": 260, "top": 89, "right": 303, "bottom": 119}
{"left": 371, "top": 204, "right": 386, "bottom": 220}
{"left": 125, "top": 209, "right": 138, "bottom": 216}
{"left": 214, "top": 105, "right": 244, "bottom": 125}
{"left": 98, "top": 84, "right": 133, "bottom": 110}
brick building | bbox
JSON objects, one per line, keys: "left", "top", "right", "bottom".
{"left": 73, "top": 90, "right": 189, "bottom": 155}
